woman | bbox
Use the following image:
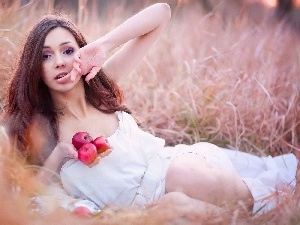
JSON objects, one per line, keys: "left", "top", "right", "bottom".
{"left": 2, "top": 3, "right": 297, "bottom": 216}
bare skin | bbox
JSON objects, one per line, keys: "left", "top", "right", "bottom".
{"left": 35, "top": 3, "right": 253, "bottom": 215}
{"left": 146, "top": 192, "right": 234, "bottom": 224}
{"left": 165, "top": 155, "right": 253, "bottom": 211}
{"left": 37, "top": 3, "right": 171, "bottom": 184}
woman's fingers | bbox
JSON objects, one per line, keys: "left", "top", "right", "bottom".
{"left": 71, "top": 150, "right": 78, "bottom": 159}
{"left": 88, "top": 156, "right": 101, "bottom": 168}
{"left": 99, "top": 148, "right": 113, "bottom": 158}
{"left": 85, "top": 66, "right": 100, "bottom": 82}
{"left": 73, "top": 61, "right": 81, "bottom": 73}
{"left": 70, "top": 43, "right": 105, "bottom": 82}
{"left": 87, "top": 149, "right": 113, "bottom": 167}
{"left": 69, "top": 68, "right": 80, "bottom": 81}
{"left": 73, "top": 51, "right": 81, "bottom": 61}
{"left": 72, "top": 52, "right": 82, "bottom": 72}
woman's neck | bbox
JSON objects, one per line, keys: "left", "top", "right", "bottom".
{"left": 51, "top": 83, "right": 90, "bottom": 119}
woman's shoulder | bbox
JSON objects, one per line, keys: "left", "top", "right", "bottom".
{"left": 31, "top": 113, "right": 52, "bottom": 133}
{"left": 28, "top": 113, "right": 56, "bottom": 164}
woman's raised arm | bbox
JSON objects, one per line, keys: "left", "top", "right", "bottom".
{"left": 71, "top": 3, "right": 171, "bottom": 81}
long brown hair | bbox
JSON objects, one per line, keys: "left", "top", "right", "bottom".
{"left": 2, "top": 14, "right": 130, "bottom": 164}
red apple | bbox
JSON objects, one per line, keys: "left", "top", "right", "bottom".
{"left": 72, "top": 131, "right": 93, "bottom": 150}
{"left": 93, "top": 136, "right": 110, "bottom": 154}
{"left": 78, "top": 143, "right": 98, "bottom": 165}
{"left": 73, "top": 206, "right": 92, "bottom": 218}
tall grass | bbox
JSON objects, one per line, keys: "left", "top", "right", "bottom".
{"left": 0, "top": 0, "right": 300, "bottom": 224}
{"left": 126, "top": 2, "right": 300, "bottom": 157}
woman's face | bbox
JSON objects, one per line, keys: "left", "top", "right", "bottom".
{"left": 41, "top": 27, "right": 81, "bottom": 92}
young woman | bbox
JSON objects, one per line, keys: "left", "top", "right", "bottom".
{"left": 2, "top": 3, "right": 297, "bottom": 217}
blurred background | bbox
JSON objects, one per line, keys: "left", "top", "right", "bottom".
{"left": 0, "top": 0, "right": 300, "bottom": 156}
{"left": 1, "top": 0, "right": 300, "bottom": 28}
{"left": 0, "top": 1, "right": 300, "bottom": 224}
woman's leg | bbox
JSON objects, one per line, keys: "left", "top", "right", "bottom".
{"left": 158, "top": 191, "right": 224, "bottom": 214}
{"left": 165, "top": 154, "right": 253, "bottom": 211}
{"left": 147, "top": 192, "right": 226, "bottom": 224}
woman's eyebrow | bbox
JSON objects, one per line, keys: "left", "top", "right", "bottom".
{"left": 43, "top": 41, "right": 72, "bottom": 49}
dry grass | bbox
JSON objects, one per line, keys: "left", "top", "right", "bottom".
{"left": 127, "top": 2, "right": 300, "bottom": 157}
{"left": 0, "top": 0, "right": 300, "bottom": 224}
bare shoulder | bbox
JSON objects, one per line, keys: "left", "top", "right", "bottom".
{"left": 29, "top": 113, "right": 56, "bottom": 165}
{"left": 30, "top": 113, "right": 55, "bottom": 139}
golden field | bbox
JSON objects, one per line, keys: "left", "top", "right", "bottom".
{"left": 0, "top": 0, "right": 300, "bottom": 224}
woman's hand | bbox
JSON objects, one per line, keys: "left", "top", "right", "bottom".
{"left": 68, "top": 3, "right": 171, "bottom": 82}
{"left": 37, "top": 142, "right": 77, "bottom": 185}
{"left": 54, "top": 142, "right": 78, "bottom": 161}
{"left": 70, "top": 41, "right": 106, "bottom": 82}
{"left": 87, "top": 148, "right": 113, "bottom": 168}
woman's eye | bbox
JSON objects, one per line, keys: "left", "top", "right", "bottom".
{"left": 42, "top": 52, "right": 51, "bottom": 60}
{"left": 64, "top": 47, "right": 74, "bottom": 55}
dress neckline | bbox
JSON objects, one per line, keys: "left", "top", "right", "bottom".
{"left": 107, "top": 111, "right": 122, "bottom": 140}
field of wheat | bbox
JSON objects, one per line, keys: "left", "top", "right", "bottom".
{"left": 0, "top": 0, "right": 300, "bottom": 224}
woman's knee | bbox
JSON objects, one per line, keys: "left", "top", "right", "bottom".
{"left": 159, "top": 192, "right": 191, "bottom": 206}
{"left": 166, "top": 154, "right": 216, "bottom": 193}
{"left": 165, "top": 159, "right": 194, "bottom": 192}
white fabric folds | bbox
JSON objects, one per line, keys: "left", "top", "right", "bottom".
{"left": 56, "top": 111, "right": 297, "bottom": 215}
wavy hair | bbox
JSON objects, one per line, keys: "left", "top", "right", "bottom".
{"left": 2, "top": 14, "right": 130, "bottom": 164}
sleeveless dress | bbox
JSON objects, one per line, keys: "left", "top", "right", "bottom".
{"left": 60, "top": 111, "right": 298, "bottom": 215}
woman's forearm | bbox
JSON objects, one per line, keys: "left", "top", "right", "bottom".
{"left": 69, "top": 3, "right": 171, "bottom": 81}
{"left": 36, "top": 150, "right": 62, "bottom": 185}
{"left": 36, "top": 142, "right": 78, "bottom": 185}
{"left": 97, "top": 3, "right": 171, "bottom": 54}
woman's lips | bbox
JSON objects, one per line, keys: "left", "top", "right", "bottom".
{"left": 55, "top": 72, "right": 67, "bottom": 79}
{"left": 56, "top": 72, "right": 70, "bottom": 84}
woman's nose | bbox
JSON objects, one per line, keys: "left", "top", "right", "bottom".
{"left": 55, "top": 54, "right": 66, "bottom": 68}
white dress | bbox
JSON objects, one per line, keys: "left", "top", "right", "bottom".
{"left": 60, "top": 111, "right": 298, "bottom": 215}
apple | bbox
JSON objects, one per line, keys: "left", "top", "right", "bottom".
{"left": 78, "top": 143, "right": 98, "bottom": 165}
{"left": 93, "top": 136, "right": 110, "bottom": 154}
{"left": 73, "top": 206, "right": 92, "bottom": 218}
{"left": 72, "top": 131, "right": 93, "bottom": 150}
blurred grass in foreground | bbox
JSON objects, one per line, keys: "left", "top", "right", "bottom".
{"left": 0, "top": 0, "right": 300, "bottom": 224}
